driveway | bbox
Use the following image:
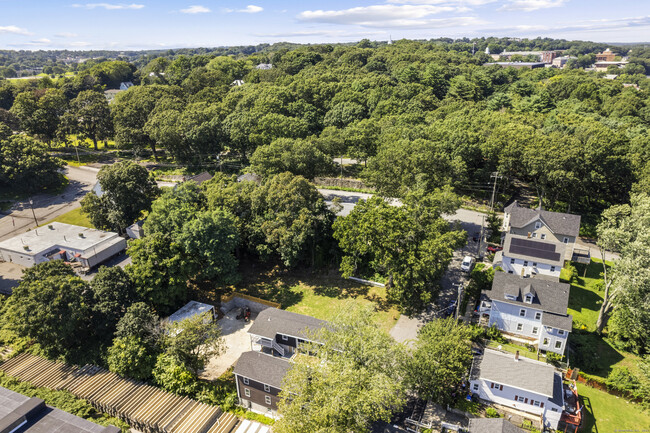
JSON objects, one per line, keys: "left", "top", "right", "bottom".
{"left": 200, "top": 309, "right": 255, "bottom": 380}
{"left": 0, "top": 262, "right": 25, "bottom": 294}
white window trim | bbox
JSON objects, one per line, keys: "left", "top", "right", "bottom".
{"left": 555, "top": 341, "right": 563, "bottom": 349}
{"left": 523, "top": 260, "right": 529, "bottom": 266}
{"left": 519, "top": 309, "right": 526, "bottom": 317}
{"left": 516, "top": 323, "right": 523, "bottom": 331}
{"left": 550, "top": 266, "right": 556, "bottom": 272}
{"left": 541, "top": 234, "right": 546, "bottom": 240}
{"left": 558, "top": 329, "right": 565, "bottom": 335}
{"left": 563, "top": 237, "right": 569, "bottom": 244}
{"left": 281, "top": 334, "right": 289, "bottom": 341}
{"left": 264, "top": 384, "right": 271, "bottom": 392}
{"left": 535, "top": 312, "right": 542, "bottom": 320}
{"left": 244, "top": 388, "right": 251, "bottom": 398}
{"left": 542, "top": 338, "right": 549, "bottom": 346}
{"left": 532, "top": 327, "right": 539, "bottom": 335}
{"left": 243, "top": 377, "right": 249, "bottom": 385}
{"left": 265, "top": 395, "right": 272, "bottom": 405}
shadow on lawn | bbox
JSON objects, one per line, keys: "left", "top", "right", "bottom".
{"left": 579, "top": 395, "right": 598, "bottom": 433}
{"left": 570, "top": 332, "right": 624, "bottom": 377}
{"left": 567, "top": 283, "right": 602, "bottom": 316}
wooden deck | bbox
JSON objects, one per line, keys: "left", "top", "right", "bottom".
{"left": 0, "top": 353, "right": 240, "bottom": 433}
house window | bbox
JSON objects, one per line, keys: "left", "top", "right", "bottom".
{"left": 281, "top": 334, "right": 289, "bottom": 341}
{"left": 558, "top": 329, "right": 565, "bottom": 335}
{"left": 243, "top": 377, "right": 249, "bottom": 385}
{"left": 533, "top": 401, "right": 541, "bottom": 407}
{"left": 490, "top": 382, "right": 495, "bottom": 388}
{"left": 532, "top": 233, "right": 537, "bottom": 238}
{"left": 264, "top": 384, "right": 271, "bottom": 392}
{"left": 523, "top": 260, "right": 528, "bottom": 266}
{"left": 244, "top": 388, "right": 251, "bottom": 398}
{"left": 535, "top": 222, "right": 542, "bottom": 229}
{"left": 532, "top": 327, "right": 539, "bottom": 335}
{"left": 519, "top": 309, "right": 526, "bottom": 317}
{"left": 265, "top": 395, "right": 272, "bottom": 405}
{"left": 535, "top": 312, "right": 542, "bottom": 320}
{"left": 543, "top": 338, "right": 549, "bottom": 346}
{"left": 541, "top": 234, "right": 546, "bottom": 240}
{"left": 551, "top": 408, "right": 558, "bottom": 412}
{"left": 563, "top": 237, "right": 569, "bottom": 244}
{"left": 517, "top": 396, "right": 525, "bottom": 402}
{"left": 555, "top": 341, "right": 562, "bottom": 349}
{"left": 550, "top": 266, "right": 556, "bottom": 272}
{"left": 508, "top": 271, "right": 514, "bottom": 274}
{"left": 525, "top": 295, "right": 532, "bottom": 304}
{"left": 517, "top": 323, "right": 523, "bottom": 331}
{"left": 473, "top": 384, "right": 479, "bottom": 391}
{"left": 532, "top": 262, "right": 537, "bottom": 267}
{"left": 510, "top": 258, "right": 515, "bottom": 264}
{"left": 499, "top": 385, "right": 503, "bottom": 391}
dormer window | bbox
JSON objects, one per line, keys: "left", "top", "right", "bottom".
{"left": 563, "top": 237, "right": 569, "bottom": 244}
{"left": 505, "top": 294, "right": 517, "bottom": 301}
{"left": 525, "top": 295, "right": 533, "bottom": 304}
{"left": 535, "top": 222, "right": 542, "bottom": 229}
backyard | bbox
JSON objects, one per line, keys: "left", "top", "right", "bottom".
{"left": 578, "top": 383, "right": 650, "bottom": 433}
{"left": 232, "top": 264, "right": 400, "bottom": 333}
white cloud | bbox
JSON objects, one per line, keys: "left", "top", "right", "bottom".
{"left": 388, "top": 0, "right": 495, "bottom": 4}
{"left": 0, "top": 25, "right": 32, "bottom": 35}
{"left": 482, "top": 15, "right": 650, "bottom": 35}
{"left": 298, "top": 5, "right": 482, "bottom": 29}
{"left": 71, "top": 3, "right": 145, "bottom": 10}
{"left": 180, "top": 5, "right": 210, "bottom": 14}
{"left": 257, "top": 29, "right": 386, "bottom": 38}
{"left": 55, "top": 32, "right": 78, "bottom": 38}
{"left": 239, "top": 5, "right": 263, "bottom": 13}
{"left": 498, "top": 0, "right": 567, "bottom": 12}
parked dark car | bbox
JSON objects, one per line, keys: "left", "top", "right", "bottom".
{"left": 487, "top": 245, "right": 503, "bottom": 253}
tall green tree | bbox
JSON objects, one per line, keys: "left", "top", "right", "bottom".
{"left": 0, "top": 135, "right": 64, "bottom": 193}
{"left": 406, "top": 318, "right": 475, "bottom": 405}
{"left": 11, "top": 89, "right": 67, "bottom": 146}
{"left": 248, "top": 138, "right": 335, "bottom": 179}
{"left": 275, "top": 305, "right": 406, "bottom": 433}
{"left": 334, "top": 188, "right": 466, "bottom": 313}
{"left": 80, "top": 161, "right": 159, "bottom": 233}
{"left": 64, "top": 90, "right": 113, "bottom": 150}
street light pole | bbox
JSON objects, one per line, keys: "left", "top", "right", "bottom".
{"left": 455, "top": 283, "right": 464, "bottom": 320}
{"left": 29, "top": 199, "right": 37, "bottom": 226}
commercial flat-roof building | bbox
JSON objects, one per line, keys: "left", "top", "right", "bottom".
{"left": 0, "top": 222, "right": 126, "bottom": 269}
{"left": 483, "top": 62, "right": 547, "bottom": 69}
{"left": 0, "top": 386, "right": 120, "bottom": 433}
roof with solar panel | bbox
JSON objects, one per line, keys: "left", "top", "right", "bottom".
{"left": 503, "top": 234, "right": 566, "bottom": 267}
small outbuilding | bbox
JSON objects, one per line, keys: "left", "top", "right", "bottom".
{"left": 168, "top": 300, "right": 216, "bottom": 325}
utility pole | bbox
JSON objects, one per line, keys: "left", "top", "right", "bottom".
{"left": 489, "top": 171, "right": 502, "bottom": 213}
{"left": 75, "top": 145, "right": 80, "bottom": 165}
{"left": 455, "top": 283, "right": 464, "bottom": 320}
{"left": 477, "top": 214, "right": 486, "bottom": 258}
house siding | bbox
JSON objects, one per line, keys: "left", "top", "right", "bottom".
{"left": 470, "top": 377, "right": 563, "bottom": 429}
{"left": 501, "top": 255, "right": 561, "bottom": 279}
{"left": 236, "top": 374, "right": 282, "bottom": 414}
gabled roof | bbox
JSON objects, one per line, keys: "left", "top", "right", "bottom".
{"left": 185, "top": 172, "right": 213, "bottom": 186}
{"left": 503, "top": 201, "right": 581, "bottom": 238}
{"left": 233, "top": 351, "right": 290, "bottom": 389}
{"left": 248, "top": 308, "right": 326, "bottom": 341}
{"left": 503, "top": 234, "right": 566, "bottom": 268}
{"left": 542, "top": 312, "right": 574, "bottom": 332}
{"left": 468, "top": 418, "right": 526, "bottom": 433}
{"left": 470, "top": 349, "right": 559, "bottom": 398}
{"left": 484, "top": 272, "right": 571, "bottom": 316}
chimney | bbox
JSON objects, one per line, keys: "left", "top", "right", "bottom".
{"left": 515, "top": 351, "right": 520, "bottom": 361}
{"left": 527, "top": 232, "right": 531, "bottom": 238}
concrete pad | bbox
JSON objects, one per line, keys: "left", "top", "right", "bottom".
{"left": 200, "top": 309, "right": 255, "bottom": 380}
{"left": 0, "top": 261, "right": 25, "bottom": 294}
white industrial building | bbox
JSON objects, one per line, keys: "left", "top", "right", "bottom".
{"left": 0, "top": 222, "right": 126, "bottom": 269}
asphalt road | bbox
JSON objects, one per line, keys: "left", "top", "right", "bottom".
{"left": 0, "top": 166, "right": 99, "bottom": 242}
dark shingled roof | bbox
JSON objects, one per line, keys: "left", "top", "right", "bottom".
{"left": 504, "top": 201, "right": 581, "bottom": 238}
{"left": 542, "top": 312, "right": 574, "bottom": 332}
{"left": 0, "top": 386, "right": 116, "bottom": 433}
{"left": 185, "top": 172, "right": 213, "bottom": 186}
{"left": 248, "top": 307, "right": 326, "bottom": 341}
{"left": 470, "top": 349, "right": 560, "bottom": 398}
{"left": 468, "top": 418, "right": 526, "bottom": 433}
{"left": 233, "top": 351, "right": 291, "bottom": 389}
{"left": 484, "top": 272, "right": 571, "bottom": 316}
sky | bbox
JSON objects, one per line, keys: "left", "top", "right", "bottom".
{"left": 1, "top": 0, "right": 649, "bottom": 50}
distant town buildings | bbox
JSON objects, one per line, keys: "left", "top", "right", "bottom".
{"left": 551, "top": 56, "right": 576, "bottom": 68}
{"left": 484, "top": 62, "right": 546, "bottom": 69}
{"left": 595, "top": 48, "right": 616, "bottom": 62}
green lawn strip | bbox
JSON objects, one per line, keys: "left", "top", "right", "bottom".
{"left": 234, "top": 268, "right": 399, "bottom": 333}
{"left": 577, "top": 382, "right": 650, "bottom": 433}
{"left": 43, "top": 207, "right": 94, "bottom": 228}
{"left": 565, "top": 259, "right": 641, "bottom": 379}
{"left": 486, "top": 340, "right": 541, "bottom": 362}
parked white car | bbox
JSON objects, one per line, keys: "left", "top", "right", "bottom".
{"left": 461, "top": 256, "right": 475, "bottom": 272}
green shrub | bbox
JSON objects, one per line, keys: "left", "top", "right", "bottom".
{"left": 606, "top": 367, "right": 640, "bottom": 394}
{"left": 485, "top": 407, "right": 500, "bottom": 418}
{"left": 485, "top": 325, "right": 506, "bottom": 343}
{"left": 545, "top": 352, "right": 563, "bottom": 366}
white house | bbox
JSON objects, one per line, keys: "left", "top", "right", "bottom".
{"left": 479, "top": 272, "right": 572, "bottom": 355}
{"left": 502, "top": 201, "right": 581, "bottom": 261}
{"left": 499, "top": 233, "right": 565, "bottom": 280}
{"left": 469, "top": 349, "right": 565, "bottom": 430}
{"left": 0, "top": 222, "right": 126, "bottom": 269}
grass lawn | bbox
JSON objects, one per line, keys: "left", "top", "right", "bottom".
{"left": 565, "top": 259, "right": 642, "bottom": 378}
{"left": 578, "top": 382, "right": 650, "bottom": 432}
{"left": 43, "top": 207, "right": 93, "bottom": 228}
{"left": 232, "top": 264, "right": 400, "bottom": 333}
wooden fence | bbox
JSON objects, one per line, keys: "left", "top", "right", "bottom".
{"left": 0, "top": 353, "right": 239, "bottom": 433}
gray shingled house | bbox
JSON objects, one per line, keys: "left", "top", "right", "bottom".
{"left": 468, "top": 418, "right": 526, "bottom": 433}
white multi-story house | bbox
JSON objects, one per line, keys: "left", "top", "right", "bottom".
{"left": 499, "top": 233, "right": 566, "bottom": 280}
{"left": 469, "top": 349, "right": 566, "bottom": 430}
{"left": 479, "top": 272, "right": 572, "bottom": 355}
{"left": 502, "top": 201, "right": 581, "bottom": 262}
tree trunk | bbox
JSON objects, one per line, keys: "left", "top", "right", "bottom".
{"left": 92, "top": 136, "right": 98, "bottom": 151}
{"left": 596, "top": 246, "right": 613, "bottom": 334}
{"left": 151, "top": 142, "right": 158, "bottom": 162}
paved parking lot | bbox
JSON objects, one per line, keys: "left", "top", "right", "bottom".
{"left": 200, "top": 309, "right": 255, "bottom": 380}
{"left": 0, "top": 261, "right": 25, "bottom": 294}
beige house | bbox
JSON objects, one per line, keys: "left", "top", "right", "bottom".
{"left": 502, "top": 201, "right": 581, "bottom": 262}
